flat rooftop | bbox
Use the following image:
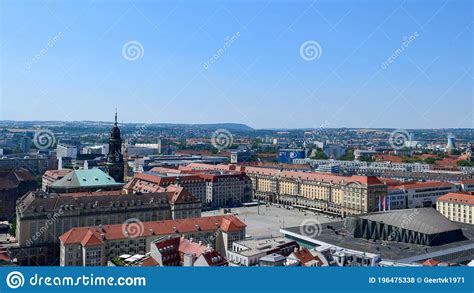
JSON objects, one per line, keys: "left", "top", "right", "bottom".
{"left": 281, "top": 221, "right": 474, "bottom": 263}
{"left": 230, "top": 237, "right": 294, "bottom": 257}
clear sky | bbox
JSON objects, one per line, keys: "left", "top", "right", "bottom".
{"left": 0, "top": 0, "right": 472, "bottom": 129}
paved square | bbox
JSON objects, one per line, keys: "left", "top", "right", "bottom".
{"left": 203, "top": 204, "right": 338, "bottom": 239}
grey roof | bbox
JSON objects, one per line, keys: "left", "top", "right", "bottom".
{"left": 230, "top": 237, "right": 295, "bottom": 257}
{"left": 17, "top": 191, "right": 173, "bottom": 215}
{"left": 356, "top": 208, "right": 460, "bottom": 234}
{"left": 259, "top": 253, "right": 285, "bottom": 262}
{"left": 281, "top": 222, "right": 474, "bottom": 262}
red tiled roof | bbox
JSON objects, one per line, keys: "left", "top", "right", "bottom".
{"left": 124, "top": 173, "right": 202, "bottom": 193}
{"left": 185, "top": 163, "right": 386, "bottom": 186}
{"left": 395, "top": 181, "right": 454, "bottom": 190}
{"left": 437, "top": 193, "right": 474, "bottom": 205}
{"left": 178, "top": 238, "right": 208, "bottom": 256}
{"left": 373, "top": 154, "right": 404, "bottom": 163}
{"left": 422, "top": 259, "right": 440, "bottom": 266}
{"left": 141, "top": 257, "right": 158, "bottom": 266}
{"left": 59, "top": 229, "right": 83, "bottom": 245}
{"left": 0, "top": 251, "right": 11, "bottom": 262}
{"left": 419, "top": 154, "right": 437, "bottom": 159}
{"left": 0, "top": 168, "right": 35, "bottom": 190}
{"left": 165, "top": 186, "right": 194, "bottom": 203}
{"left": 125, "top": 172, "right": 248, "bottom": 191}
{"left": 81, "top": 230, "right": 104, "bottom": 247}
{"left": 220, "top": 216, "right": 247, "bottom": 232}
{"left": 43, "top": 169, "right": 72, "bottom": 179}
{"left": 60, "top": 215, "right": 246, "bottom": 245}
{"left": 434, "top": 157, "right": 459, "bottom": 167}
{"left": 246, "top": 167, "right": 384, "bottom": 186}
{"left": 457, "top": 179, "right": 474, "bottom": 185}
{"left": 155, "top": 237, "right": 227, "bottom": 266}
{"left": 149, "top": 166, "right": 180, "bottom": 173}
{"left": 201, "top": 250, "right": 228, "bottom": 266}
{"left": 292, "top": 248, "right": 323, "bottom": 266}
{"left": 349, "top": 175, "right": 384, "bottom": 185}
{"left": 379, "top": 178, "right": 403, "bottom": 186}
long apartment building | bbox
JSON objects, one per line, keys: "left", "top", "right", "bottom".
{"left": 437, "top": 192, "right": 474, "bottom": 224}
{"left": 386, "top": 181, "right": 457, "bottom": 210}
{"left": 185, "top": 163, "right": 387, "bottom": 217}
{"left": 293, "top": 159, "right": 473, "bottom": 182}
{"left": 13, "top": 186, "right": 201, "bottom": 265}
{"left": 124, "top": 170, "right": 252, "bottom": 208}
{"left": 59, "top": 215, "right": 246, "bottom": 266}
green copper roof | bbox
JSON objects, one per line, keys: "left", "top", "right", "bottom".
{"left": 51, "top": 168, "right": 123, "bottom": 188}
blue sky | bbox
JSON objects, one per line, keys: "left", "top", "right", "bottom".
{"left": 1, "top": 0, "right": 472, "bottom": 129}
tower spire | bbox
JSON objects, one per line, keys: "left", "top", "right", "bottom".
{"left": 114, "top": 109, "right": 118, "bottom": 126}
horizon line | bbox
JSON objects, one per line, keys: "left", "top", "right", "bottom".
{"left": 0, "top": 119, "right": 472, "bottom": 131}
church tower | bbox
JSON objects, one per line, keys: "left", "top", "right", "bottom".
{"left": 105, "top": 111, "right": 124, "bottom": 182}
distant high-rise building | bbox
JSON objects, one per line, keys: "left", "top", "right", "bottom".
{"left": 56, "top": 142, "right": 78, "bottom": 159}
{"left": 158, "top": 138, "right": 170, "bottom": 155}
{"left": 19, "top": 136, "right": 31, "bottom": 153}
{"left": 105, "top": 111, "right": 124, "bottom": 182}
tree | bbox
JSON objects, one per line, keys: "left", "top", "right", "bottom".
{"left": 423, "top": 157, "right": 437, "bottom": 165}
{"left": 457, "top": 160, "right": 473, "bottom": 167}
{"left": 450, "top": 149, "right": 461, "bottom": 155}
{"left": 339, "top": 150, "right": 355, "bottom": 161}
{"left": 311, "top": 148, "right": 328, "bottom": 160}
{"left": 9, "top": 220, "right": 16, "bottom": 237}
{"left": 35, "top": 175, "right": 43, "bottom": 189}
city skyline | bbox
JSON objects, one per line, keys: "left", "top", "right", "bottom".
{"left": 1, "top": 0, "right": 473, "bottom": 129}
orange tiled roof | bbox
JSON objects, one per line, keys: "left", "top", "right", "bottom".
{"left": 292, "top": 248, "right": 323, "bottom": 266}
{"left": 59, "top": 215, "right": 246, "bottom": 245}
{"left": 422, "top": 259, "right": 440, "bottom": 266}
{"left": 186, "top": 163, "right": 385, "bottom": 186}
{"left": 43, "top": 169, "right": 72, "bottom": 179}
{"left": 394, "top": 181, "right": 455, "bottom": 190}
{"left": 437, "top": 192, "right": 474, "bottom": 205}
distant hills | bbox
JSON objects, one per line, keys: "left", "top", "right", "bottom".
{"left": 146, "top": 123, "right": 254, "bottom": 131}
{"left": 0, "top": 120, "right": 254, "bottom": 131}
